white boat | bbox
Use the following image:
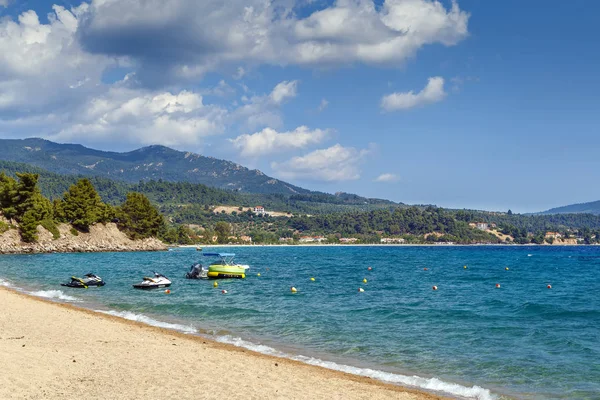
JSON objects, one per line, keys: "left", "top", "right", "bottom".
{"left": 133, "top": 272, "right": 172, "bottom": 290}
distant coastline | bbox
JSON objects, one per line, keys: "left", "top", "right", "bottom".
{"left": 176, "top": 242, "right": 595, "bottom": 248}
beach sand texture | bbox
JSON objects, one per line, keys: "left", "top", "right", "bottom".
{"left": 0, "top": 288, "right": 446, "bottom": 400}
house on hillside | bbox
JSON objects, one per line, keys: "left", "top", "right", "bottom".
{"left": 299, "top": 236, "right": 326, "bottom": 243}
{"left": 240, "top": 235, "right": 253, "bottom": 243}
{"left": 253, "top": 206, "right": 265, "bottom": 215}
{"left": 470, "top": 222, "right": 489, "bottom": 231}
{"left": 545, "top": 231, "right": 562, "bottom": 239}
{"left": 339, "top": 238, "right": 359, "bottom": 244}
{"left": 381, "top": 238, "right": 405, "bottom": 244}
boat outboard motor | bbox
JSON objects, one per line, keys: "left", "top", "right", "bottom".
{"left": 186, "top": 263, "right": 205, "bottom": 279}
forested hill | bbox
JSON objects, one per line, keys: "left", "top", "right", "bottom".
{"left": 0, "top": 138, "right": 308, "bottom": 195}
{"left": 0, "top": 160, "right": 401, "bottom": 215}
{"left": 538, "top": 200, "right": 600, "bottom": 215}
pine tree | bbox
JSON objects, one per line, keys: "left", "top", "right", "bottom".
{"left": 0, "top": 172, "right": 18, "bottom": 220}
{"left": 61, "top": 178, "right": 106, "bottom": 231}
{"left": 117, "top": 192, "right": 163, "bottom": 239}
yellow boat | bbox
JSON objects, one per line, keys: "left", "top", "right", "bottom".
{"left": 204, "top": 253, "right": 249, "bottom": 279}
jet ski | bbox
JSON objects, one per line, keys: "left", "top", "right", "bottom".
{"left": 133, "top": 272, "right": 172, "bottom": 290}
{"left": 61, "top": 273, "right": 106, "bottom": 288}
{"left": 185, "top": 263, "right": 208, "bottom": 279}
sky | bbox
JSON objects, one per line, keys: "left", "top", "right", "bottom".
{"left": 0, "top": 0, "right": 599, "bottom": 213}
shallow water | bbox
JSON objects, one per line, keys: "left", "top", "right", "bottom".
{"left": 1, "top": 246, "right": 599, "bottom": 399}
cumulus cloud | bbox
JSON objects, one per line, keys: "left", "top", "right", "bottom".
{"left": 380, "top": 76, "right": 446, "bottom": 111}
{"left": 269, "top": 81, "right": 299, "bottom": 105}
{"left": 272, "top": 144, "right": 372, "bottom": 181}
{"left": 52, "top": 88, "right": 226, "bottom": 148}
{"left": 0, "top": 0, "right": 9, "bottom": 7}
{"left": 230, "top": 126, "right": 329, "bottom": 157}
{"left": 0, "top": 5, "right": 113, "bottom": 116}
{"left": 374, "top": 173, "right": 399, "bottom": 182}
{"left": 0, "top": 1, "right": 469, "bottom": 150}
{"left": 76, "top": 0, "right": 469, "bottom": 85}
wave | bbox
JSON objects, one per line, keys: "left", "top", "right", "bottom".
{"left": 216, "top": 335, "right": 496, "bottom": 400}
{"left": 0, "top": 277, "right": 13, "bottom": 287}
{"left": 29, "top": 289, "right": 80, "bottom": 302}
{"left": 95, "top": 310, "right": 197, "bottom": 335}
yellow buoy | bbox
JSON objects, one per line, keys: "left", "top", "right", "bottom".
{"left": 310, "top": 277, "right": 315, "bottom": 282}
{"left": 290, "top": 286, "right": 297, "bottom": 293}
{"left": 257, "top": 273, "right": 261, "bottom": 277}
{"left": 363, "top": 278, "right": 368, "bottom": 284}
{"left": 464, "top": 265, "right": 467, "bottom": 269}
{"left": 358, "top": 287, "right": 365, "bottom": 292}
{"left": 213, "top": 281, "right": 218, "bottom": 288}
{"left": 505, "top": 267, "right": 509, "bottom": 271}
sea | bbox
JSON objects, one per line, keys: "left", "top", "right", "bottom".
{"left": 0, "top": 245, "right": 598, "bottom": 399}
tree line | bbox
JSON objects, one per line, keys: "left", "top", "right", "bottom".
{"left": 0, "top": 172, "right": 163, "bottom": 242}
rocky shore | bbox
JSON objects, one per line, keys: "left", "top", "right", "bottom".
{"left": 0, "top": 221, "right": 166, "bottom": 254}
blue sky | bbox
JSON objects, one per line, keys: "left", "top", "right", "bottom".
{"left": 0, "top": 0, "right": 598, "bottom": 213}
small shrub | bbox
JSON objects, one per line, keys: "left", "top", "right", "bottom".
{"left": 70, "top": 227, "right": 79, "bottom": 236}
{"left": 40, "top": 219, "right": 60, "bottom": 240}
{"left": 0, "top": 220, "right": 9, "bottom": 234}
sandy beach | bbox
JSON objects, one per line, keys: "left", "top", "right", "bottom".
{"left": 0, "top": 287, "right": 447, "bottom": 400}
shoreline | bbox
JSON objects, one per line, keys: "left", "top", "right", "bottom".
{"left": 177, "top": 243, "right": 594, "bottom": 248}
{"left": 0, "top": 285, "right": 452, "bottom": 400}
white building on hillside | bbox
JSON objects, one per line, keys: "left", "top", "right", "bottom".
{"left": 253, "top": 206, "right": 265, "bottom": 215}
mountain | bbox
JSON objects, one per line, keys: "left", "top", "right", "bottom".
{"left": 539, "top": 200, "right": 600, "bottom": 215}
{"left": 0, "top": 138, "right": 309, "bottom": 195}
{"left": 0, "top": 158, "right": 401, "bottom": 215}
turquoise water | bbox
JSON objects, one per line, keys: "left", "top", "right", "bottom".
{"left": 1, "top": 246, "right": 599, "bottom": 399}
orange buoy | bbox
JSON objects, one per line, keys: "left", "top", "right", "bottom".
{"left": 368, "top": 266, "right": 372, "bottom": 271}
{"left": 358, "top": 287, "right": 365, "bottom": 292}
{"left": 221, "top": 290, "right": 228, "bottom": 294}
{"left": 165, "top": 289, "right": 171, "bottom": 294}
{"left": 495, "top": 284, "right": 500, "bottom": 288}
{"left": 547, "top": 284, "right": 552, "bottom": 289}
{"left": 432, "top": 286, "right": 438, "bottom": 291}
{"left": 423, "top": 268, "right": 428, "bottom": 271}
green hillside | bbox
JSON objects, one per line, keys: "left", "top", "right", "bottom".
{"left": 0, "top": 138, "right": 309, "bottom": 195}
{"left": 539, "top": 201, "right": 600, "bottom": 215}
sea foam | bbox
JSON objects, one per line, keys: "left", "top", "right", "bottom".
{"left": 0, "top": 277, "right": 13, "bottom": 287}
{"left": 29, "top": 289, "right": 80, "bottom": 302}
{"left": 216, "top": 335, "right": 496, "bottom": 400}
{"left": 95, "top": 310, "right": 197, "bottom": 335}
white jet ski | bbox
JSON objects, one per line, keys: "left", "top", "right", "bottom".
{"left": 133, "top": 272, "right": 171, "bottom": 290}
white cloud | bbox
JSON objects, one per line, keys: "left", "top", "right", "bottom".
{"left": 76, "top": 0, "right": 469, "bottom": 84}
{"left": 0, "top": 0, "right": 9, "bottom": 7}
{"left": 318, "top": 98, "right": 329, "bottom": 112}
{"left": 0, "top": 1, "right": 469, "bottom": 150}
{"left": 230, "top": 126, "right": 330, "bottom": 157}
{"left": 232, "top": 80, "right": 299, "bottom": 130}
{"left": 380, "top": 76, "right": 446, "bottom": 111}
{"left": 272, "top": 144, "right": 372, "bottom": 181}
{"left": 269, "top": 80, "right": 298, "bottom": 105}
{"left": 52, "top": 88, "right": 227, "bottom": 148}
{"left": 0, "top": 6, "right": 113, "bottom": 115}
{"left": 374, "top": 173, "right": 400, "bottom": 182}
